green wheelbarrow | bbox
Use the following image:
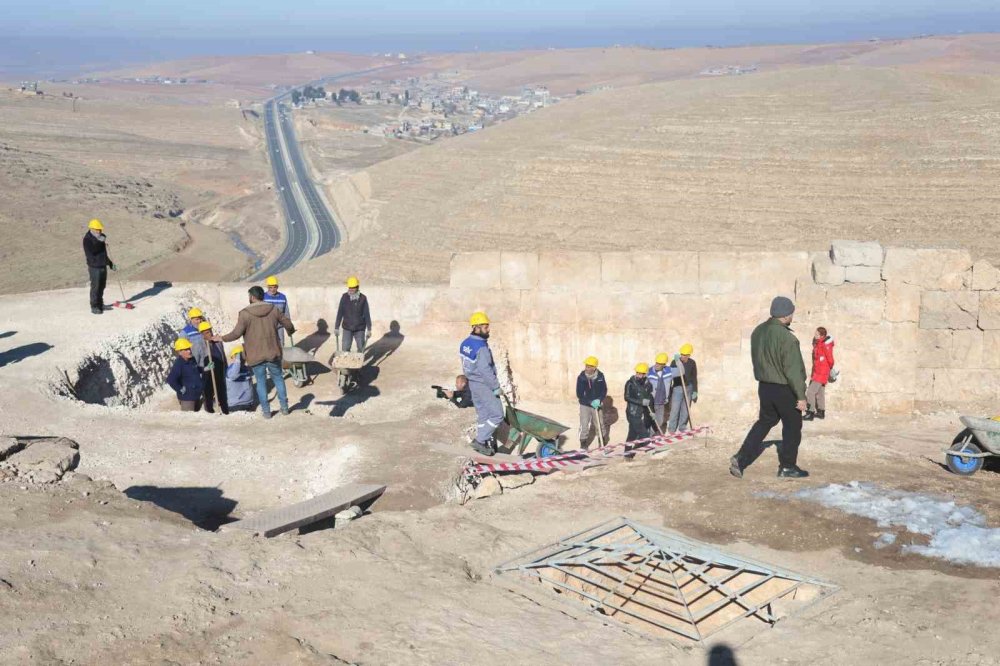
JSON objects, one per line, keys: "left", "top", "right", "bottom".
{"left": 502, "top": 396, "right": 569, "bottom": 458}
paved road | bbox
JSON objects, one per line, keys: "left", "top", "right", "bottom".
{"left": 253, "top": 67, "right": 389, "bottom": 280}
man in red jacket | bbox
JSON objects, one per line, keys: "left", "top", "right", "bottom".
{"left": 804, "top": 327, "right": 834, "bottom": 420}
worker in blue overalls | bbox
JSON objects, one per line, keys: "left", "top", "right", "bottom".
{"left": 461, "top": 311, "right": 504, "bottom": 456}
{"left": 264, "top": 275, "right": 291, "bottom": 347}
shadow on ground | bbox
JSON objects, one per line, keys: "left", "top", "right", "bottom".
{"left": 0, "top": 342, "right": 53, "bottom": 368}
{"left": 124, "top": 485, "right": 238, "bottom": 531}
{"left": 127, "top": 280, "right": 172, "bottom": 303}
{"left": 708, "top": 645, "right": 739, "bottom": 665}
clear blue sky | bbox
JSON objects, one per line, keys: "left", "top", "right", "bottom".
{"left": 4, "top": 0, "right": 1000, "bottom": 38}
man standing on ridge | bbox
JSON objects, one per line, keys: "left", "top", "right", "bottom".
{"left": 213, "top": 286, "right": 295, "bottom": 419}
{"left": 576, "top": 356, "right": 608, "bottom": 449}
{"left": 335, "top": 276, "right": 372, "bottom": 353}
{"left": 730, "top": 296, "right": 809, "bottom": 479}
{"left": 82, "top": 218, "right": 115, "bottom": 314}
{"left": 263, "top": 276, "right": 291, "bottom": 347}
{"left": 461, "top": 311, "right": 504, "bottom": 456}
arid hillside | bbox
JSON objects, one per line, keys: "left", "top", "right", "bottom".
{"left": 291, "top": 64, "right": 1000, "bottom": 285}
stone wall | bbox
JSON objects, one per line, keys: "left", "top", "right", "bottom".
{"left": 168, "top": 241, "right": 993, "bottom": 419}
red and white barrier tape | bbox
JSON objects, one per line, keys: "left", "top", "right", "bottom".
{"left": 465, "top": 425, "right": 710, "bottom": 476}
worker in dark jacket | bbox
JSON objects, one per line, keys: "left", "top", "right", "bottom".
{"left": 82, "top": 218, "right": 115, "bottom": 314}
{"left": 198, "top": 321, "right": 229, "bottom": 415}
{"left": 166, "top": 338, "right": 204, "bottom": 411}
{"left": 576, "top": 356, "right": 608, "bottom": 448}
{"left": 668, "top": 344, "right": 698, "bottom": 432}
{"left": 624, "top": 363, "right": 654, "bottom": 442}
{"left": 335, "top": 276, "right": 372, "bottom": 352}
{"left": 731, "top": 296, "right": 809, "bottom": 479}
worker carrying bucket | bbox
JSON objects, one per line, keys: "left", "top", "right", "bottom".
{"left": 460, "top": 311, "right": 504, "bottom": 456}
{"left": 576, "top": 356, "right": 609, "bottom": 449}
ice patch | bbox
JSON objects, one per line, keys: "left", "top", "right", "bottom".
{"left": 776, "top": 481, "right": 1000, "bottom": 567}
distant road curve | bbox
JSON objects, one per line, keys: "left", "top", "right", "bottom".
{"left": 252, "top": 66, "right": 390, "bottom": 280}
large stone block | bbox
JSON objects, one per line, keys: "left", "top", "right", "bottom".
{"left": 972, "top": 260, "right": 1000, "bottom": 291}
{"left": 735, "top": 252, "right": 810, "bottom": 297}
{"left": 699, "top": 252, "right": 740, "bottom": 294}
{"left": 811, "top": 252, "right": 846, "bottom": 286}
{"left": 537, "top": 252, "right": 602, "bottom": 289}
{"left": 916, "top": 329, "right": 952, "bottom": 368}
{"left": 831, "top": 240, "right": 884, "bottom": 267}
{"left": 950, "top": 329, "right": 984, "bottom": 369}
{"left": 520, "top": 290, "right": 578, "bottom": 324}
{"left": 844, "top": 265, "right": 882, "bottom": 283}
{"left": 983, "top": 331, "right": 1000, "bottom": 369}
{"left": 932, "top": 369, "right": 1000, "bottom": 403}
{"left": 650, "top": 253, "right": 700, "bottom": 294}
{"left": 919, "top": 291, "right": 979, "bottom": 330}
{"left": 884, "top": 282, "right": 921, "bottom": 323}
{"left": 978, "top": 292, "right": 1000, "bottom": 330}
{"left": 423, "top": 288, "right": 521, "bottom": 324}
{"left": 825, "top": 283, "right": 886, "bottom": 325}
{"left": 500, "top": 252, "right": 539, "bottom": 290}
{"left": 600, "top": 252, "right": 634, "bottom": 286}
{"left": 882, "top": 248, "right": 972, "bottom": 290}
{"left": 450, "top": 252, "right": 501, "bottom": 289}
{"left": 834, "top": 322, "right": 917, "bottom": 394}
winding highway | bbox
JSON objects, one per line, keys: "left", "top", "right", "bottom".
{"left": 253, "top": 67, "right": 389, "bottom": 280}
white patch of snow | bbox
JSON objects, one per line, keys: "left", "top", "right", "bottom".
{"left": 777, "top": 481, "right": 1000, "bottom": 567}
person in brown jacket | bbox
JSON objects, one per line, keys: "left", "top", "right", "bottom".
{"left": 213, "top": 286, "right": 295, "bottom": 419}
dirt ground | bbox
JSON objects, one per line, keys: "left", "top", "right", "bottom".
{"left": 1, "top": 286, "right": 999, "bottom": 664}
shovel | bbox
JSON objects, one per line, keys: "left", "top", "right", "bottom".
{"left": 108, "top": 258, "right": 134, "bottom": 310}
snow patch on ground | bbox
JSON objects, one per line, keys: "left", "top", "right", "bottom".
{"left": 772, "top": 481, "right": 1000, "bottom": 567}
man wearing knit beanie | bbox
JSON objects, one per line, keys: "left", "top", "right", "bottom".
{"left": 730, "top": 295, "right": 809, "bottom": 479}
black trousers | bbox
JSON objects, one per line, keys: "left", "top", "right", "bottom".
{"left": 625, "top": 407, "right": 651, "bottom": 442}
{"left": 201, "top": 367, "right": 229, "bottom": 414}
{"left": 88, "top": 266, "right": 107, "bottom": 309}
{"left": 735, "top": 382, "right": 802, "bottom": 469}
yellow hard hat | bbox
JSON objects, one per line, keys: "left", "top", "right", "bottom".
{"left": 197, "top": 321, "right": 213, "bottom": 332}
{"left": 680, "top": 343, "right": 694, "bottom": 356}
{"left": 584, "top": 356, "right": 599, "bottom": 367}
{"left": 173, "top": 338, "right": 192, "bottom": 351}
{"left": 635, "top": 362, "right": 649, "bottom": 374}
{"left": 265, "top": 275, "right": 279, "bottom": 287}
{"left": 88, "top": 218, "right": 104, "bottom": 231}
{"left": 655, "top": 352, "right": 669, "bottom": 365}
{"left": 229, "top": 345, "right": 244, "bottom": 357}
{"left": 469, "top": 311, "right": 490, "bottom": 326}
{"left": 346, "top": 276, "right": 360, "bottom": 288}
{"left": 187, "top": 307, "right": 204, "bottom": 319}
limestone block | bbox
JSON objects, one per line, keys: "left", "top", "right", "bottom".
{"left": 919, "top": 291, "right": 979, "bottom": 330}
{"left": 7, "top": 439, "right": 80, "bottom": 478}
{"left": 844, "top": 266, "right": 882, "bottom": 283}
{"left": 978, "top": 292, "right": 1000, "bottom": 330}
{"left": 884, "top": 282, "right": 921, "bottom": 323}
{"left": 450, "top": 252, "right": 501, "bottom": 289}
{"left": 950, "top": 329, "right": 984, "bottom": 369}
{"left": 538, "top": 252, "right": 602, "bottom": 289}
{"left": 521, "top": 290, "right": 578, "bottom": 324}
{"left": 882, "top": 248, "right": 972, "bottom": 290}
{"left": 735, "top": 252, "right": 810, "bottom": 297}
{"left": 972, "top": 260, "right": 1000, "bottom": 291}
{"left": 825, "top": 283, "right": 886, "bottom": 325}
{"left": 500, "top": 252, "right": 539, "bottom": 290}
{"left": 600, "top": 252, "right": 635, "bottom": 285}
{"left": 424, "top": 289, "right": 521, "bottom": 324}
{"left": 794, "top": 279, "right": 828, "bottom": 321}
{"left": 649, "top": 253, "right": 700, "bottom": 294}
{"left": 982, "top": 330, "right": 1000, "bottom": 369}
{"left": 498, "top": 473, "right": 535, "bottom": 489}
{"left": 474, "top": 476, "right": 502, "bottom": 499}
{"left": 699, "top": 252, "right": 740, "bottom": 294}
{"left": 834, "top": 322, "right": 917, "bottom": 394}
{"left": 932, "top": 369, "right": 1000, "bottom": 403}
{"left": 916, "top": 329, "right": 952, "bottom": 368}
{"left": 831, "top": 240, "right": 884, "bottom": 267}
{"left": 811, "top": 252, "right": 845, "bottom": 286}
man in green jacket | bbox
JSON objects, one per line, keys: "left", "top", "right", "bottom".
{"left": 730, "top": 296, "right": 809, "bottom": 479}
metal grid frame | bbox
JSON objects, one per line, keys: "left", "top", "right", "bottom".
{"left": 495, "top": 517, "right": 837, "bottom": 644}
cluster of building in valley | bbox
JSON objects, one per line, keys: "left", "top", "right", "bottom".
{"left": 294, "top": 74, "right": 563, "bottom": 141}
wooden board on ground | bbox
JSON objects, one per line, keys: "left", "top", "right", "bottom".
{"left": 225, "top": 483, "right": 386, "bottom": 538}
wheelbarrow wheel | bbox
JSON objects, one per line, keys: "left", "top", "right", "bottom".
{"left": 537, "top": 440, "right": 559, "bottom": 459}
{"left": 293, "top": 378, "right": 306, "bottom": 388}
{"left": 946, "top": 437, "right": 984, "bottom": 476}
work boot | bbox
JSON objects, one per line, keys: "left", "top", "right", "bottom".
{"left": 815, "top": 410, "right": 826, "bottom": 420}
{"left": 471, "top": 440, "right": 493, "bottom": 457}
{"left": 729, "top": 456, "right": 743, "bottom": 479}
{"left": 262, "top": 411, "right": 273, "bottom": 420}
{"left": 802, "top": 410, "right": 815, "bottom": 421}
{"left": 777, "top": 466, "right": 809, "bottom": 478}
{"left": 91, "top": 307, "right": 103, "bottom": 315}
{"left": 280, "top": 407, "right": 290, "bottom": 416}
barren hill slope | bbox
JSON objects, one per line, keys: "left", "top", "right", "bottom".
{"left": 292, "top": 65, "right": 1000, "bottom": 285}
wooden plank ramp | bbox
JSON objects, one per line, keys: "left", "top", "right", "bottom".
{"left": 224, "top": 483, "right": 386, "bottom": 538}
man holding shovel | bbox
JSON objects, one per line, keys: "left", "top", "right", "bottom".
{"left": 82, "top": 218, "right": 115, "bottom": 314}
{"left": 624, "top": 363, "right": 655, "bottom": 442}
{"left": 198, "top": 321, "right": 229, "bottom": 415}
{"left": 648, "top": 353, "right": 674, "bottom": 433}
{"left": 460, "top": 311, "right": 503, "bottom": 456}
{"left": 576, "top": 356, "right": 608, "bottom": 449}
{"left": 667, "top": 344, "right": 698, "bottom": 433}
